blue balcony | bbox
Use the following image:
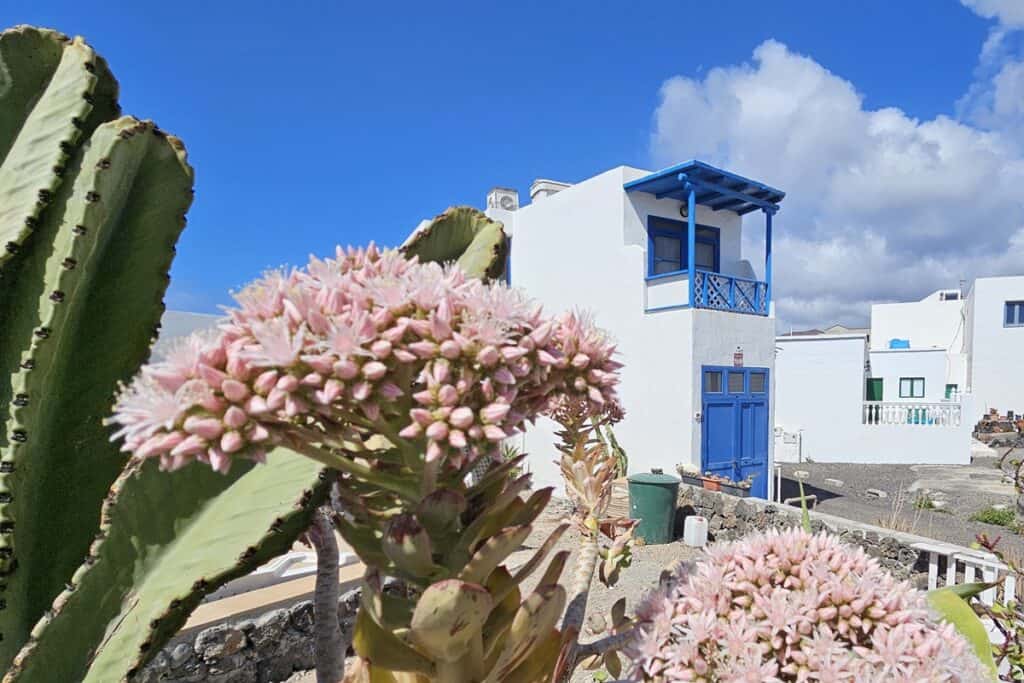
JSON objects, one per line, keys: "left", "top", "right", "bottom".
{"left": 626, "top": 160, "right": 784, "bottom": 318}
{"left": 693, "top": 270, "right": 768, "bottom": 316}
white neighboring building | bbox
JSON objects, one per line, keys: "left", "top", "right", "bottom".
{"left": 487, "top": 161, "right": 785, "bottom": 499}
{"left": 965, "top": 276, "right": 1024, "bottom": 417}
{"left": 868, "top": 288, "right": 968, "bottom": 405}
{"left": 774, "top": 276, "right": 1024, "bottom": 464}
{"left": 867, "top": 278, "right": 1024, "bottom": 416}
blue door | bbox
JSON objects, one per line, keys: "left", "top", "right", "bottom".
{"left": 701, "top": 366, "right": 769, "bottom": 498}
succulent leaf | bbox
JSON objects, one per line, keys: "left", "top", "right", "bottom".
{"left": 536, "top": 549, "right": 571, "bottom": 589}
{"left": 459, "top": 524, "right": 532, "bottom": 585}
{"left": 414, "top": 488, "right": 466, "bottom": 538}
{"left": 487, "top": 584, "right": 567, "bottom": 682}
{"left": 382, "top": 514, "right": 440, "bottom": 580}
{"left": 927, "top": 586, "right": 998, "bottom": 677}
{"left": 409, "top": 579, "right": 493, "bottom": 664}
{"left": 501, "top": 630, "right": 563, "bottom": 683}
{"left": 0, "top": 115, "right": 191, "bottom": 669}
{"left": 481, "top": 567, "right": 521, "bottom": 661}
{"left": 5, "top": 451, "right": 326, "bottom": 683}
{"left": 400, "top": 206, "right": 507, "bottom": 281}
{"left": 352, "top": 608, "right": 434, "bottom": 676}
{"left": 502, "top": 523, "right": 569, "bottom": 600}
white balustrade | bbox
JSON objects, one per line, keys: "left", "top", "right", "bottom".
{"left": 862, "top": 401, "right": 962, "bottom": 427}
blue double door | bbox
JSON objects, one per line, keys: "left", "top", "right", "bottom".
{"left": 701, "top": 366, "right": 770, "bottom": 499}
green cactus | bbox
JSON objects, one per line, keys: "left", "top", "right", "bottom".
{"left": 0, "top": 26, "right": 328, "bottom": 678}
{"left": 0, "top": 25, "right": 119, "bottom": 443}
{"left": 400, "top": 206, "right": 508, "bottom": 280}
{"left": 0, "top": 26, "right": 187, "bottom": 668}
{"left": 5, "top": 451, "right": 326, "bottom": 683}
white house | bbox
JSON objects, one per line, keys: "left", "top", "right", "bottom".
{"left": 774, "top": 276, "right": 1024, "bottom": 464}
{"left": 964, "top": 276, "right": 1024, "bottom": 418}
{"left": 487, "top": 161, "right": 785, "bottom": 499}
{"left": 868, "top": 277, "right": 1024, "bottom": 418}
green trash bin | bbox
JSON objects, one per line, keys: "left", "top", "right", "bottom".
{"left": 628, "top": 472, "right": 681, "bottom": 544}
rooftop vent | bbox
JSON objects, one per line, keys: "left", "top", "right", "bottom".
{"left": 486, "top": 187, "right": 519, "bottom": 212}
{"left": 529, "top": 179, "right": 572, "bottom": 202}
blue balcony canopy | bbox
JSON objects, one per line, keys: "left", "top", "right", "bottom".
{"left": 624, "top": 160, "right": 785, "bottom": 215}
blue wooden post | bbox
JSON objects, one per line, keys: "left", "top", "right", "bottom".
{"left": 764, "top": 209, "right": 773, "bottom": 314}
{"left": 686, "top": 180, "right": 696, "bottom": 308}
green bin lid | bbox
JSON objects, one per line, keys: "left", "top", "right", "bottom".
{"left": 627, "top": 472, "right": 681, "bottom": 485}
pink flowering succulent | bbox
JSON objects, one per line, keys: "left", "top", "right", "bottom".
{"left": 626, "top": 528, "right": 988, "bottom": 682}
{"left": 108, "top": 244, "right": 620, "bottom": 474}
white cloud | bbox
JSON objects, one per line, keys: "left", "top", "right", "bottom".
{"left": 650, "top": 39, "right": 1024, "bottom": 331}
{"left": 961, "top": 0, "right": 1024, "bottom": 28}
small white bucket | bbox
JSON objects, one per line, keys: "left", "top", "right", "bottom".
{"left": 683, "top": 516, "right": 708, "bottom": 547}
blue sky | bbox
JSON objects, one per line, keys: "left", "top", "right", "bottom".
{"left": 5, "top": 1, "right": 1022, "bottom": 327}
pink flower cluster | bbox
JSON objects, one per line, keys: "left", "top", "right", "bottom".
{"left": 109, "top": 245, "right": 620, "bottom": 473}
{"left": 626, "top": 529, "right": 987, "bottom": 682}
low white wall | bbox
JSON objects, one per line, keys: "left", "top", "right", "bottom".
{"left": 645, "top": 273, "right": 688, "bottom": 310}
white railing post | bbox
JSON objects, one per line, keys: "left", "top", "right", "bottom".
{"left": 862, "top": 401, "right": 963, "bottom": 428}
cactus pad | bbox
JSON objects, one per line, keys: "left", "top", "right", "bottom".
{"left": 0, "top": 116, "right": 191, "bottom": 669}
{"left": 0, "top": 25, "right": 119, "bottom": 444}
{"left": 5, "top": 451, "right": 326, "bottom": 682}
{"left": 400, "top": 206, "right": 508, "bottom": 280}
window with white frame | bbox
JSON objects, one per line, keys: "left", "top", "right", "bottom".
{"left": 1005, "top": 301, "right": 1024, "bottom": 327}
{"left": 899, "top": 377, "right": 925, "bottom": 399}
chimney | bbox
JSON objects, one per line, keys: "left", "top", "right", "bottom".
{"left": 529, "top": 179, "right": 572, "bottom": 202}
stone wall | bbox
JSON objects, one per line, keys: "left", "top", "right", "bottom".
{"left": 132, "top": 589, "right": 362, "bottom": 683}
{"left": 677, "top": 485, "right": 933, "bottom": 582}
{"left": 133, "top": 487, "right": 963, "bottom": 682}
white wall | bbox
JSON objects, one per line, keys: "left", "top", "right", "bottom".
{"left": 689, "top": 310, "right": 776, "bottom": 462}
{"left": 870, "top": 293, "right": 966, "bottom": 351}
{"left": 510, "top": 166, "right": 702, "bottom": 490}
{"left": 776, "top": 335, "right": 867, "bottom": 462}
{"left": 868, "top": 349, "right": 964, "bottom": 402}
{"left": 966, "top": 276, "right": 1024, "bottom": 417}
{"left": 775, "top": 334, "right": 971, "bottom": 464}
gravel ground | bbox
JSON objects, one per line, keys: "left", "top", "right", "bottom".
{"left": 778, "top": 450, "right": 1024, "bottom": 557}
{"left": 288, "top": 499, "right": 698, "bottom": 682}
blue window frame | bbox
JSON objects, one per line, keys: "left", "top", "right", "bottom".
{"left": 1005, "top": 301, "right": 1024, "bottom": 327}
{"left": 646, "top": 216, "right": 720, "bottom": 278}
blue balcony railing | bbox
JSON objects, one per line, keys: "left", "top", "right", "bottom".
{"left": 693, "top": 270, "right": 768, "bottom": 316}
